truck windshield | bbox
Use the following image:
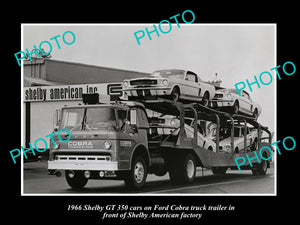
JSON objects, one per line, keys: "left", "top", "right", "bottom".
{"left": 60, "top": 107, "right": 119, "bottom": 131}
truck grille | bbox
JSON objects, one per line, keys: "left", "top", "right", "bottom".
{"left": 55, "top": 155, "right": 111, "bottom": 161}
{"left": 130, "top": 79, "right": 157, "bottom": 86}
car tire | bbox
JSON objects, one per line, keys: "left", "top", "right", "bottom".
{"left": 232, "top": 101, "right": 239, "bottom": 114}
{"left": 201, "top": 92, "right": 210, "bottom": 107}
{"left": 170, "top": 87, "right": 180, "bottom": 102}
{"left": 253, "top": 108, "right": 258, "bottom": 121}
{"left": 251, "top": 138, "right": 258, "bottom": 151}
{"left": 234, "top": 147, "right": 239, "bottom": 153}
{"left": 251, "top": 154, "right": 268, "bottom": 175}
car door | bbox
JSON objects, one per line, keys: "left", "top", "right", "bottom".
{"left": 181, "top": 71, "right": 200, "bottom": 98}
{"left": 240, "top": 91, "right": 252, "bottom": 114}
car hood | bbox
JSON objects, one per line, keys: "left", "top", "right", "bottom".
{"left": 130, "top": 76, "right": 162, "bottom": 80}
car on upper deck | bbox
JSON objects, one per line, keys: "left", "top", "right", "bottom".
{"left": 122, "top": 69, "right": 216, "bottom": 106}
{"left": 210, "top": 88, "right": 262, "bottom": 120}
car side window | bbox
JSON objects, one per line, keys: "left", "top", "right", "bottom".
{"left": 186, "top": 71, "right": 197, "bottom": 82}
{"left": 242, "top": 91, "right": 250, "bottom": 100}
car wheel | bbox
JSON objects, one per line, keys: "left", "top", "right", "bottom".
{"left": 251, "top": 138, "right": 258, "bottom": 151}
{"left": 232, "top": 101, "right": 239, "bottom": 114}
{"left": 234, "top": 147, "right": 239, "bottom": 153}
{"left": 201, "top": 92, "right": 210, "bottom": 107}
{"left": 253, "top": 108, "right": 258, "bottom": 121}
{"left": 170, "top": 87, "right": 180, "bottom": 102}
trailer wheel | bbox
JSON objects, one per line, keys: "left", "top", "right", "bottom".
{"left": 169, "top": 153, "right": 196, "bottom": 184}
{"left": 124, "top": 156, "right": 148, "bottom": 189}
{"left": 251, "top": 158, "right": 268, "bottom": 175}
{"left": 65, "top": 170, "right": 88, "bottom": 189}
{"left": 211, "top": 167, "right": 228, "bottom": 175}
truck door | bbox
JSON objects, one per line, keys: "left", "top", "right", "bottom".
{"left": 130, "top": 108, "right": 149, "bottom": 147}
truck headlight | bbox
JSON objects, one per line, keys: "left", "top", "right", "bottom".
{"left": 227, "top": 94, "right": 232, "bottom": 98}
{"left": 123, "top": 81, "right": 129, "bottom": 87}
{"left": 104, "top": 141, "right": 112, "bottom": 150}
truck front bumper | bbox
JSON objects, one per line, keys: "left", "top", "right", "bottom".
{"left": 48, "top": 160, "right": 119, "bottom": 171}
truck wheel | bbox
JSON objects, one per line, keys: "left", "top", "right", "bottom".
{"left": 124, "top": 156, "right": 148, "bottom": 189}
{"left": 65, "top": 170, "right": 88, "bottom": 189}
{"left": 251, "top": 158, "right": 268, "bottom": 175}
{"left": 251, "top": 138, "right": 258, "bottom": 151}
{"left": 211, "top": 167, "right": 228, "bottom": 175}
{"left": 169, "top": 153, "right": 196, "bottom": 184}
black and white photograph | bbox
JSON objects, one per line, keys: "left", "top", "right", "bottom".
{"left": 4, "top": 6, "right": 298, "bottom": 225}
{"left": 21, "top": 23, "right": 276, "bottom": 195}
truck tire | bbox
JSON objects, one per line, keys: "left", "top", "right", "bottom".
{"left": 251, "top": 151, "right": 268, "bottom": 175}
{"left": 169, "top": 153, "right": 196, "bottom": 184}
{"left": 253, "top": 108, "right": 258, "bottom": 121}
{"left": 251, "top": 159, "right": 268, "bottom": 175}
{"left": 124, "top": 156, "right": 148, "bottom": 190}
{"left": 65, "top": 170, "right": 88, "bottom": 189}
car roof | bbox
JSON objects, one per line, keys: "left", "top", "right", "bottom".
{"left": 153, "top": 69, "right": 185, "bottom": 73}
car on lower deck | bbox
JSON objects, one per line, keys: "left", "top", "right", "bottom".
{"left": 218, "top": 125, "right": 258, "bottom": 154}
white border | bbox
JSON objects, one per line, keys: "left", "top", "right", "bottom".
{"left": 21, "top": 23, "right": 277, "bottom": 196}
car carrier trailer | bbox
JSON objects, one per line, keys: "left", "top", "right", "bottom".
{"left": 48, "top": 94, "right": 273, "bottom": 190}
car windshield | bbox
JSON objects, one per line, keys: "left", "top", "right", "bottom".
{"left": 60, "top": 107, "right": 125, "bottom": 131}
{"left": 151, "top": 70, "right": 185, "bottom": 79}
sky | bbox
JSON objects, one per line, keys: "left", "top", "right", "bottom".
{"left": 23, "top": 24, "right": 276, "bottom": 132}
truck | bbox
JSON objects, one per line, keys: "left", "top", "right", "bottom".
{"left": 48, "top": 94, "right": 273, "bottom": 190}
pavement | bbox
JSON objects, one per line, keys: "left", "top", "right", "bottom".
{"left": 23, "top": 160, "right": 275, "bottom": 195}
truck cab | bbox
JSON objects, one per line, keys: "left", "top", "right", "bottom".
{"left": 48, "top": 100, "right": 151, "bottom": 189}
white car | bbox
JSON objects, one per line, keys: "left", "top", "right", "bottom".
{"left": 211, "top": 88, "right": 262, "bottom": 119}
{"left": 218, "top": 125, "right": 258, "bottom": 154}
{"left": 149, "top": 116, "right": 216, "bottom": 151}
{"left": 184, "top": 123, "right": 217, "bottom": 152}
{"left": 122, "top": 69, "right": 216, "bottom": 106}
